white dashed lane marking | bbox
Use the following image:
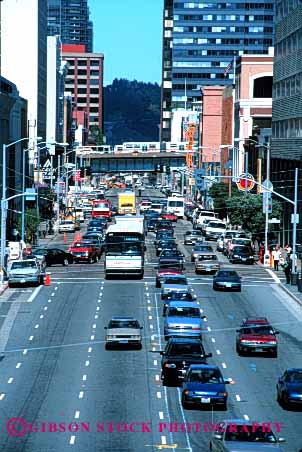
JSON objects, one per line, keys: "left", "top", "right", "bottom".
{"left": 8, "top": 378, "right": 13, "bottom": 384}
{"left": 16, "top": 363, "right": 22, "bottom": 369}
{"left": 79, "top": 391, "right": 84, "bottom": 399}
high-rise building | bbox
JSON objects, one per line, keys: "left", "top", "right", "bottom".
{"left": 160, "top": 0, "right": 275, "bottom": 141}
{"left": 48, "top": 0, "right": 93, "bottom": 52}
{"left": 62, "top": 44, "right": 104, "bottom": 136}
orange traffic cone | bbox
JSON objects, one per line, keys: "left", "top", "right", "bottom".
{"left": 64, "top": 232, "right": 67, "bottom": 244}
{"left": 44, "top": 273, "right": 51, "bottom": 286}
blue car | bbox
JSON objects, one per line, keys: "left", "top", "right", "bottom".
{"left": 277, "top": 368, "right": 302, "bottom": 408}
{"left": 181, "top": 364, "right": 230, "bottom": 410}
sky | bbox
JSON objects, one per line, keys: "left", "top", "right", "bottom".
{"left": 89, "top": 0, "right": 163, "bottom": 86}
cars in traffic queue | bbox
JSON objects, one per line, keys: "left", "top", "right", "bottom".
{"left": 195, "top": 253, "right": 220, "bottom": 274}
{"left": 226, "top": 237, "right": 252, "bottom": 258}
{"left": 191, "top": 244, "right": 214, "bottom": 262}
{"left": 167, "top": 196, "right": 185, "bottom": 218}
{"left": 58, "top": 219, "right": 76, "bottom": 233}
{"left": 156, "top": 239, "right": 178, "bottom": 257}
{"left": 83, "top": 232, "right": 105, "bottom": 252}
{"left": 155, "top": 219, "right": 174, "bottom": 233}
{"left": 30, "top": 248, "right": 74, "bottom": 267}
{"left": 213, "top": 269, "right": 241, "bottom": 291}
{"left": 8, "top": 259, "right": 44, "bottom": 287}
{"left": 181, "top": 365, "right": 230, "bottom": 410}
{"left": 216, "top": 235, "right": 225, "bottom": 252}
{"left": 162, "top": 290, "right": 197, "bottom": 315}
{"left": 195, "top": 211, "right": 217, "bottom": 229}
{"left": 164, "top": 302, "right": 205, "bottom": 340}
{"left": 159, "top": 249, "right": 185, "bottom": 263}
{"left": 204, "top": 220, "right": 226, "bottom": 240}
{"left": 139, "top": 200, "right": 152, "bottom": 213}
{"left": 161, "top": 211, "right": 177, "bottom": 222}
{"left": 185, "top": 204, "right": 195, "bottom": 221}
{"left": 104, "top": 316, "right": 143, "bottom": 349}
{"left": 154, "top": 229, "right": 174, "bottom": 247}
{"left": 147, "top": 218, "right": 158, "bottom": 232}
{"left": 80, "top": 239, "right": 103, "bottom": 260}
{"left": 68, "top": 241, "right": 99, "bottom": 263}
{"left": 222, "top": 230, "right": 243, "bottom": 254}
{"left": 160, "top": 275, "right": 189, "bottom": 299}
{"left": 229, "top": 245, "right": 254, "bottom": 264}
{"left": 158, "top": 256, "right": 185, "bottom": 271}
{"left": 149, "top": 202, "right": 163, "bottom": 215}
{"left": 155, "top": 268, "right": 183, "bottom": 288}
{"left": 210, "top": 419, "right": 286, "bottom": 451}
{"left": 184, "top": 229, "right": 203, "bottom": 245}
{"left": 160, "top": 338, "right": 212, "bottom": 384}
{"left": 236, "top": 318, "right": 279, "bottom": 357}
{"left": 277, "top": 368, "right": 302, "bottom": 408}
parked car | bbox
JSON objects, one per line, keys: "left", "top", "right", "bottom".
{"left": 104, "top": 316, "right": 143, "bottom": 349}
{"left": 277, "top": 368, "right": 302, "bottom": 408}
{"left": 8, "top": 259, "right": 44, "bottom": 287}
{"left": 30, "top": 248, "right": 73, "bottom": 267}
{"left": 213, "top": 269, "right": 241, "bottom": 291}
{"left": 236, "top": 317, "right": 279, "bottom": 357}
{"left": 195, "top": 253, "right": 220, "bottom": 274}
{"left": 164, "top": 301, "right": 205, "bottom": 340}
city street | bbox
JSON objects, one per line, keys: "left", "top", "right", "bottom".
{"left": 0, "top": 190, "right": 301, "bottom": 452}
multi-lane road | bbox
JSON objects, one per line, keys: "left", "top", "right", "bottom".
{"left": 0, "top": 189, "right": 301, "bottom": 452}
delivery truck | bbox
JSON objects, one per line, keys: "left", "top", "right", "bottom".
{"left": 118, "top": 191, "right": 136, "bottom": 215}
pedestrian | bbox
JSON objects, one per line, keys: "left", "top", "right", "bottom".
{"left": 283, "top": 256, "right": 291, "bottom": 284}
{"left": 272, "top": 248, "right": 280, "bottom": 271}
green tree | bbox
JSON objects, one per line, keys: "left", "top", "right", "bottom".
{"left": 225, "top": 193, "right": 282, "bottom": 235}
{"left": 89, "top": 125, "right": 104, "bottom": 145}
{"left": 208, "top": 182, "right": 229, "bottom": 219}
{"left": 16, "top": 209, "right": 40, "bottom": 243}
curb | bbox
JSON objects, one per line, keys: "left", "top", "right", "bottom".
{"left": 0, "top": 283, "right": 8, "bottom": 296}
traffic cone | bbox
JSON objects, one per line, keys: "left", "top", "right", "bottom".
{"left": 64, "top": 232, "right": 67, "bottom": 244}
{"left": 44, "top": 273, "right": 51, "bottom": 286}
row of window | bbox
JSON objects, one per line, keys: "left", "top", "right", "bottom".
{"left": 175, "top": 25, "right": 272, "bottom": 33}
{"left": 273, "top": 72, "right": 302, "bottom": 99}
{"left": 66, "top": 79, "right": 100, "bottom": 86}
{"left": 65, "top": 59, "right": 100, "bottom": 67}
{"left": 174, "top": 35, "right": 272, "bottom": 45}
{"left": 173, "top": 42, "right": 272, "bottom": 57}
{"left": 276, "top": 0, "right": 301, "bottom": 21}
{"left": 172, "top": 73, "right": 233, "bottom": 88}
{"left": 174, "top": 2, "right": 274, "bottom": 8}
{"left": 275, "top": 28, "right": 302, "bottom": 59}
{"left": 174, "top": 14, "right": 273, "bottom": 24}
{"left": 273, "top": 118, "right": 302, "bottom": 139}
{"left": 173, "top": 61, "right": 230, "bottom": 67}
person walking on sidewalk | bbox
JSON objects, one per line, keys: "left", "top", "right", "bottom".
{"left": 272, "top": 247, "right": 281, "bottom": 271}
{"left": 283, "top": 256, "right": 291, "bottom": 284}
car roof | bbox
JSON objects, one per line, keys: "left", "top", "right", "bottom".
{"left": 241, "top": 317, "right": 269, "bottom": 325}
{"left": 168, "top": 301, "right": 199, "bottom": 308}
{"left": 167, "top": 337, "right": 202, "bottom": 343}
{"left": 110, "top": 316, "right": 137, "bottom": 321}
{"left": 189, "top": 364, "right": 219, "bottom": 370}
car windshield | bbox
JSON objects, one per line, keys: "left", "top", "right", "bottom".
{"left": 33, "top": 249, "right": 47, "bottom": 255}
{"left": 207, "top": 222, "right": 226, "bottom": 229}
{"left": 285, "top": 371, "right": 302, "bottom": 383}
{"left": 11, "top": 261, "right": 37, "bottom": 269}
{"left": 224, "top": 425, "right": 277, "bottom": 443}
{"left": 108, "top": 320, "right": 139, "bottom": 329}
{"left": 161, "top": 250, "right": 180, "bottom": 257}
{"left": 194, "top": 246, "right": 213, "bottom": 251}
{"left": 197, "top": 255, "right": 217, "bottom": 261}
{"left": 169, "top": 343, "right": 203, "bottom": 355}
{"left": 166, "top": 293, "right": 193, "bottom": 301}
{"left": 168, "top": 307, "right": 200, "bottom": 317}
{"left": 233, "top": 246, "right": 251, "bottom": 253}
{"left": 233, "top": 239, "right": 250, "bottom": 245}
{"left": 61, "top": 221, "right": 73, "bottom": 225}
{"left": 240, "top": 326, "right": 274, "bottom": 335}
{"left": 164, "top": 277, "right": 187, "bottom": 285}
{"left": 188, "top": 369, "right": 223, "bottom": 383}
{"left": 217, "top": 271, "right": 238, "bottom": 277}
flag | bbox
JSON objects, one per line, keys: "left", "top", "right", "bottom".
{"left": 224, "top": 59, "right": 234, "bottom": 78}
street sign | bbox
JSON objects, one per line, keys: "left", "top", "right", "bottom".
{"left": 260, "top": 178, "right": 273, "bottom": 193}
{"left": 268, "top": 218, "right": 280, "bottom": 224}
{"left": 263, "top": 191, "right": 272, "bottom": 214}
{"left": 291, "top": 213, "right": 299, "bottom": 224}
{"left": 236, "top": 173, "right": 255, "bottom": 191}
{"left": 25, "top": 188, "right": 36, "bottom": 201}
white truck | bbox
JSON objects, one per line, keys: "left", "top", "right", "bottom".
{"left": 167, "top": 197, "right": 185, "bottom": 218}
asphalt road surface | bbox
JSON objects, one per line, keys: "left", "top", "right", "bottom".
{"left": 0, "top": 189, "right": 301, "bottom": 452}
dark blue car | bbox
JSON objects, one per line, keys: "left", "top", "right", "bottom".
{"left": 181, "top": 364, "right": 230, "bottom": 410}
{"left": 277, "top": 368, "right": 302, "bottom": 408}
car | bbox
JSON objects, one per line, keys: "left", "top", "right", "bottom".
{"left": 195, "top": 252, "right": 220, "bottom": 274}
{"left": 184, "top": 230, "right": 203, "bottom": 245}
{"left": 162, "top": 290, "right": 197, "bottom": 314}
{"left": 216, "top": 235, "right": 225, "bottom": 252}
{"left": 155, "top": 219, "right": 174, "bottom": 233}
{"left": 164, "top": 301, "right": 205, "bottom": 340}
{"left": 80, "top": 239, "right": 103, "bottom": 259}
{"left": 156, "top": 240, "right": 178, "bottom": 257}
{"left": 30, "top": 248, "right": 74, "bottom": 267}
{"left": 161, "top": 211, "right": 177, "bottom": 222}
{"left": 229, "top": 245, "right": 254, "bottom": 264}
{"left": 104, "top": 316, "right": 143, "bottom": 349}
{"left": 161, "top": 275, "right": 188, "bottom": 299}
{"left": 155, "top": 268, "right": 183, "bottom": 288}
{"left": 226, "top": 237, "right": 252, "bottom": 257}
{"left": 159, "top": 249, "right": 185, "bottom": 262}
{"left": 191, "top": 244, "right": 214, "bottom": 262}
{"left": 68, "top": 241, "right": 99, "bottom": 263}
{"left": 139, "top": 200, "right": 152, "bottom": 213}
{"left": 210, "top": 419, "right": 286, "bottom": 451}
{"left": 236, "top": 318, "right": 279, "bottom": 357}
{"left": 222, "top": 230, "right": 244, "bottom": 254}
{"left": 277, "top": 368, "right": 302, "bottom": 408}
{"left": 149, "top": 203, "right": 163, "bottom": 214}
{"left": 147, "top": 218, "right": 158, "bottom": 232}
{"left": 160, "top": 337, "right": 212, "bottom": 384}
{"left": 213, "top": 269, "right": 241, "bottom": 291}
{"left": 58, "top": 220, "right": 76, "bottom": 233}
{"left": 181, "top": 364, "right": 230, "bottom": 410}
{"left": 8, "top": 259, "right": 44, "bottom": 287}
{"left": 158, "top": 256, "right": 184, "bottom": 271}
{"left": 203, "top": 220, "right": 226, "bottom": 240}
{"left": 154, "top": 230, "right": 174, "bottom": 246}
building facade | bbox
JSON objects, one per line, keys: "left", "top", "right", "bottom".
{"left": 160, "top": 0, "right": 275, "bottom": 141}
{"left": 62, "top": 44, "right": 104, "bottom": 136}
{"left": 48, "top": 0, "right": 93, "bottom": 52}
{"left": 1, "top": 0, "right": 47, "bottom": 155}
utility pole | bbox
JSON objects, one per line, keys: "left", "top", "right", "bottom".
{"left": 264, "top": 142, "right": 270, "bottom": 255}
{"left": 291, "top": 168, "right": 298, "bottom": 278}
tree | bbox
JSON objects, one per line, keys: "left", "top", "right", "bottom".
{"left": 225, "top": 193, "right": 282, "bottom": 236}
{"left": 89, "top": 125, "right": 104, "bottom": 145}
{"left": 208, "top": 182, "right": 229, "bottom": 219}
{"left": 16, "top": 209, "right": 40, "bottom": 243}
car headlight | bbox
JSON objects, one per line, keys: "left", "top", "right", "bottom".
{"left": 265, "top": 341, "right": 277, "bottom": 345}
{"left": 164, "top": 363, "right": 176, "bottom": 368}
{"left": 131, "top": 335, "right": 141, "bottom": 340}
{"left": 233, "top": 254, "right": 239, "bottom": 257}
{"left": 106, "top": 335, "right": 116, "bottom": 340}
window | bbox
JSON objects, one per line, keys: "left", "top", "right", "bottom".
{"left": 77, "top": 69, "right": 86, "bottom": 76}
{"left": 90, "top": 70, "right": 99, "bottom": 76}
{"left": 77, "top": 60, "right": 87, "bottom": 66}
{"left": 90, "top": 60, "right": 99, "bottom": 66}
{"left": 90, "top": 88, "right": 99, "bottom": 94}
{"left": 90, "top": 79, "right": 99, "bottom": 85}
{"left": 253, "top": 76, "right": 273, "bottom": 98}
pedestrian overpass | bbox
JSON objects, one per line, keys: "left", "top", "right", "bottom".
{"left": 77, "top": 152, "right": 187, "bottom": 173}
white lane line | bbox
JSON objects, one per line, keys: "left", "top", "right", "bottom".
{"left": 216, "top": 349, "right": 221, "bottom": 355}
{"left": 44, "top": 307, "right": 48, "bottom": 311}
{"left": 55, "top": 287, "right": 58, "bottom": 291}
{"left": 151, "top": 335, "right": 155, "bottom": 341}
{"left": 85, "top": 360, "right": 90, "bottom": 367}
{"left": 161, "top": 436, "right": 167, "bottom": 445}
{"left": 236, "top": 394, "right": 241, "bottom": 401}
{"left": 200, "top": 308, "right": 203, "bottom": 313}
{"left": 51, "top": 293, "right": 55, "bottom": 297}
{"left": 92, "top": 324, "right": 96, "bottom": 329}
{"left": 148, "top": 316, "right": 153, "bottom": 320}
{"left": 29, "top": 336, "right": 34, "bottom": 341}
{"left": 0, "top": 394, "right": 5, "bottom": 400}
{"left": 147, "top": 299, "right": 150, "bottom": 304}
{"left": 74, "top": 411, "right": 80, "bottom": 419}
{"left": 39, "top": 315, "right": 44, "bottom": 319}
{"left": 94, "top": 315, "right": 98, "bottom": 319}
{"left": 159, "top": 411, "right": 164, "bottom": 420}
{"left": 222, "top": 362, "right": 227, "bottom": 369}
{"left": 207, "top": 326, "right": 212, "bottom": 331}
{"left": 48, "top": 299, "right": 52, "bottom": 303}
{"left": 147, "top": 306, "right": 151, "bottom": 311}
{"left": 266, "top": 268, "right": 281, "bottom": 283}
{"left": 155, "top": 375, "right": 160, "bottom": 382}
{"left": 82, "top": 375, "right": 87, "bottom": 381}
{"left": 211, "top": 338, "right": 216, "bottom": 343}
{"left": 150, "top": 324, "right": 154, "bottom": 330}
{"left": 27, "top": 285, "right": 43, "bottom": 302}
{"left": 16, "top": 363, "right": 22, "bottom": 369}
{"left": 177, "top": 388, "right": 193, "bottom": 452}
{"left": 69, "top": 435, "right": 76, "bottom": 445}
{"left": 157, "top": 391, "right": 162, "bottom": 399}
{"left": 152, "top": 346, "right": 156, "bottom": 351}
{"left": 154, "top": 360, "right": 158, "bottom": 366}
{"left": 34, "top": 324, "right": 39, "bottom": 329}
{"left": 90, "top": 335, "right": 95, "bottom": 340}
{"left": 23, "top": 349, "right": 28, "bottom": 355}
{"left": 79, "top": 391, "right": 84, "bottom": 399}
{"left": 96, "top": 307, "right": 100, "bottom": 311}
{"left": 97, "top": 300, "right": 101, "bottom": 304}
{"left": 204, "top": 317, "right": 207, "bottom": 322}
{"left": 88, "top": 347, "right": 92, "bottom": 353}
{"left": 244, "top": 414, "right": 250, "bottom": 420}
{"left": 8, "top": 378, "right": 13, "bottom": 384}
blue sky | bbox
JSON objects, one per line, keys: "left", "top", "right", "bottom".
{"left": 89, "top": 0, "right": 163, "bottom": 86}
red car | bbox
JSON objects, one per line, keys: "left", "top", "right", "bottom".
{"left": 155, "top": 268, "right": 183, "bottom": 288}
{"left": 161, "top": 212, "right": 177, "bottom": 222}
{"left": 69, "top": 241, "right": 99, "bottom": 264}
{"left": 236, "top": 317, "right": 279, "bottom": 357}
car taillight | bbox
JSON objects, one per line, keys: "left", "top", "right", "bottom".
{"left": 192, "top": 327, "right": 200, "bottom": 330}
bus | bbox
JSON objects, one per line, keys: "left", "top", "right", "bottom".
{"left": 104, "top": 217, "right": 145, "bottom": 279}
{"left": 167, "top": 196, "right": 185, "bottom": 219}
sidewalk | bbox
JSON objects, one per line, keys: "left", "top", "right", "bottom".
{"left": 260, "top": 262, "right": 302, "bottom": 306}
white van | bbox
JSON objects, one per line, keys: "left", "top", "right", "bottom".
{"left": 167, "top": 197, "right": 185, "bottom": 218}
{"left": 195, "top": 211, "right": 217, "bottom": 229}
{"left": 204, "top": 220, "right": 226, "bottom": 240}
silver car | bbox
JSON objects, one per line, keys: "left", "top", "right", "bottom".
{"left": 191, "top": 244, "right": 213, "bottom": 262}
{"left": 164, "top": 301, "right": 204, "bottom": 340}
{"left": 8, "top": 259, "right": 43, "bottom": 287}
{"left": 104, "top": 316, "right": 143, "bottom": 349}
{"left": 210, "top": 419, "right": 286, "bottom": 451}
{"left": 161, "top": 275, "right": 189, "bottom": 299}
{"left": 195, "top": 252, "right": 220, "bottom": 274}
